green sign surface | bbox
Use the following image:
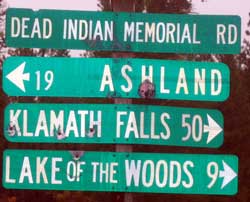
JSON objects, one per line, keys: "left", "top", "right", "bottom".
{"left": 3, "top": 150, "right": 238, "bottom": 195}
{"left": 6, "top": 8, "right": 241, "bottom": 54}
{"left": 3, "top": 57, "right": 230, "bottom": 101}
{"left": 4, "top": 103, "right": 223, "bottom": 148}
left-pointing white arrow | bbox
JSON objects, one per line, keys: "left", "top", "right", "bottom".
{"left": 6, "top": 62, "right": 30, "bottom": 92}
{"left": 219, "top": 160, "right": 237, "bottom": 189}
{"left": 204, "top": 114, "right": 223, "bottom": 144}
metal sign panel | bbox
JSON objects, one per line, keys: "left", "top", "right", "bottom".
{"left": 4, "top": 103, "right": 224, "bottom": 148}
{"left": 6, "top": 8, "right": 241, "bottom": 54}
{"left": 3, "top": 57, "right": 230, "bottom": 101}
{"left": 3, "top": 150, "right": 238, "bottom": 195}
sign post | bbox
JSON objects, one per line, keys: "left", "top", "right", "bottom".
{"left": 2, "top": 5, "right": 239, "bottom": 200}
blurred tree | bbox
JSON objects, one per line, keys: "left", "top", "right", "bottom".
{"left": 97, "top": 0, "right": 192, "bottom": 13}
{"left": 0, "top": 0, "right": 7, "bottom": 67}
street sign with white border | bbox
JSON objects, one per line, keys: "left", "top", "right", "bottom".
{"left": 3, "top": 149, "right": 238, "bottom": 195}
{"left": 4, "top": 103, "right": 224, "bottom": 148}
{"left": 3, "top": 57, "right": 230, "bottom": 101}
{"left": 6, "top": 8, "right": 241, "bottom": 54}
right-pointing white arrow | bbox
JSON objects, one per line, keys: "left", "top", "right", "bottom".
{"left": 6, "top": 62, "right": 30, "bottom": 92}
{"left": 219, "top": 160, "right": 237, "bottom": 189}
{"left": 204, "top": 114, "right": 223, "bottom": 144}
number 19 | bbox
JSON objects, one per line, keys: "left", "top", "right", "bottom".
{"left": 35, "top": 70, "right": 54, "bottom": 91}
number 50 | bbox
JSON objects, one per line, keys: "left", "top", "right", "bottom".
{"left": 182, "top": 114, "right": 203, "bottom": 142}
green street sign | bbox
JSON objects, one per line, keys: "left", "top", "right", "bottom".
{"left": 4, "top": 103, "right": 224, "bottom": 148}
{"left": 3, "top": 57, "right": 230, "bottom": 101}
{"left": 3, "top": 150, "right": 238, "bottom": 195}
{"left": 6, "top": 8, "right": 241, "bottom": 54}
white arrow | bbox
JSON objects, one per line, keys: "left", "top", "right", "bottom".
{"left": 219, "top": 160, "right": 237, "bottom": 189}
{"left": 204, "top": 114, "right": 222, "bottom": 144}
{"left": 6, "top": 62, "right": 30, "bottom": 92}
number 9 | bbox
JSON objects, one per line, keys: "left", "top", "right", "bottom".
{"left": 207, "top": 162, "right": 219, "bottom": 188}
{"left": 45, "top": 71, "right": 54, "bottom": 91}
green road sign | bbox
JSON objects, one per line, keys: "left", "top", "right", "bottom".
{"left": 6, "top": 8, "right": 241, "bottom": 54}
{"left": 3, "top": 57, "right": 230, "bottom": 101}
{"left": 4, "top": 103, "right": 224, "bottom": 148}
{"left": 3, "top": 150, "right": 238, "bottom": 195}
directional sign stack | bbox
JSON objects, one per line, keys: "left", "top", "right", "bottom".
{"left": 2, "top": 8, "right": 240, "bottom": 195}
